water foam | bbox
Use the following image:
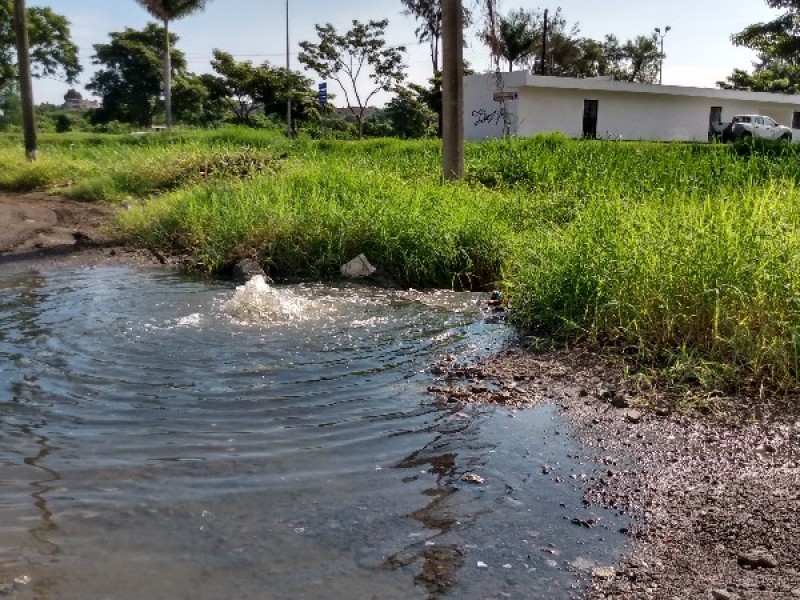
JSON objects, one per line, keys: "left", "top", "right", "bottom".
{"left": 221, "top": 275, "right": 313, "bottom": 324}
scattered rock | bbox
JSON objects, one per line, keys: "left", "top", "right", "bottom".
{"left": 611, "top": 395, "right": 630, "bottom": 409}
{"left": 592, "top": 566, "right": 616, "bottom": 580}
{"left": 340, "top": 253, "right": 376, "bottom": 278}
{"left": 711, "top": 589, "right": 737, "bottom": 600}
{"left": 232, "top": 258, "right": 269, "bottom": 282}
{"left": 625, "top": 409, "right": 643, "bottom": 424}
{"left": 737, "top": 550, "right": 778, "bottom": 569}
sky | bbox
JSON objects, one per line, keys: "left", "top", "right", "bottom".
{"left": 27, "top": 0, "right": 780, "bottom": 107}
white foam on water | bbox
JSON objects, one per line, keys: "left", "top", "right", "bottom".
{"left": 221, "top": 275, "right": 316, "bottom": 324}
{"left": 143, "top": 312, "right": 204, "bottom": 331}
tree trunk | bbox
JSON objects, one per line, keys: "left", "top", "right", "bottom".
{"left": 13, "top": 0, "right": 36, "bottom": 161}
{"left": 441, "top": 0, "right": 464, "bottom": 180}
{"left": 163, "top": 19, "right": 172, "bottom": 129}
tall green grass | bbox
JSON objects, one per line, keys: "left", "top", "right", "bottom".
{"left": 3, "top": 129, "right": 800, "bottom": 388}
{"left": 116, "top": 160, "right": 507, "bottom": 288}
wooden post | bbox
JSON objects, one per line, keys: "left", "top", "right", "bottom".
{"left": 441, "top": 0, "right": 464, "bottom": 180}
{"left": 13, "top": 0, "right": 37, "bottom": 161}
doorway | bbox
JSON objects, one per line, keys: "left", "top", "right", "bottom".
{"left": 583, "top": 100, "right": 598, "bottom": 139}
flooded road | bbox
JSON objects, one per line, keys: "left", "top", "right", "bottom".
{"left": 0, "top": 267, "right": 626, "bottom": 599}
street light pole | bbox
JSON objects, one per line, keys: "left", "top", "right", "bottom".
{"left": 655, "top": 25, "right": 670, "bottom": 85}
{"left": 286, "top": 0, "right": 292, "bottom": 137}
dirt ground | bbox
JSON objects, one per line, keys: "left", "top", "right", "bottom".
{"left": 0, "top": 191, "right": 164, "bottom": 268}
{"left": 429, "top": 346, "right": 800, "bottom": 600}
{"left": 2, "top": 192, "right": 798, "bottom": 599}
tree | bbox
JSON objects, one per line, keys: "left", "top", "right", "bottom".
{"left": 719, "top": 0, "right": 800, "bottom": 93}
{"left": 0, "top": 0, "right": 80, "bottom": 89}
{"left": 483, "top": 9, "right": 537, "bottom": 72}
{"left": 87, "top": 24, "right": 186, "bottom": 127}
{"left": 401, "top": 0, "right": 471, "bottom": 76}
{"left": 0, "top": 84, "right": 21, "bottom": 131}
{"left": 383, "top": 86, "right": 436, "bottom": 138}
{"left": 133, "top": 0, "right": 211, "bottom": 128}
{"left": 64, "top": 87, "right": 82, "bottom": 102}
{"left": 299, "top": 19, "right": 406, "bottom": 139}
{"left": 210, "top": 49, "right": 318, "bottom": 129}
{"left": 13, "top": 0, "right": 35, "bottom": 159}
{"left": 401, "top": 0, "right": 443, "bottom": 75}
{"left": 209, "top": 49, "right": 261, "bottom": 124}
{"left": 619, "top": 34, "right": 662, "bottom": 83}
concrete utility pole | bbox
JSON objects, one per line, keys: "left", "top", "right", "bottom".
{"left": 286, "top": 0, "right": 292, "bottom": 137}
{"left": 441, "top": 0, "right": 464, "bottom": 181}
{"left": 655, "top": 26, "right": 670, "bottom": 85}
{"left": 540, "top": 8, "right": 548, "bottom": 76}
{"left": 13, "top": 0, "right": 37, "bottom": 161}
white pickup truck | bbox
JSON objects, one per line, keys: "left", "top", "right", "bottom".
{"left": 710, "top": 114, "right": 793, "bottom": 142}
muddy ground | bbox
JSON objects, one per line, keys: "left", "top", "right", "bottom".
{"left": 0, "top": 191, "right": 168, "bottom": 269}
{"left": 2, "top": 193, "right": 799, "bottom": 599}
{"left": 429, "top": 347, "right": 800, "bottom": 599}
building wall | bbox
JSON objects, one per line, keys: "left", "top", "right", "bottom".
{"left": 464, "top": 73, "right": 800, "bottom": 142}
{"left": 464, "top": 73, "right": 521, "bottom": 140}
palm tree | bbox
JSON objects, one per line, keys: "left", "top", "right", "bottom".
{"left": 134, "top": 0, "right": 210, "bottom": 128}
{"left": 488, "top": 9, "right": 537, "bottom": 72}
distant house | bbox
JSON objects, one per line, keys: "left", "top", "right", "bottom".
{"left": 464, "top": 71, "right": 800, "bottom": 142}
{"left": 62, "top": 98, "right": 100, "bottom": 110}
{"left": 334, "top": 106, "right": 379, "bottom": 121}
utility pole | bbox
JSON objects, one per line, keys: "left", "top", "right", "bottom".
{"left": 13, "top": 0, "right": 36, "bottom": 161}
{"left": 441, "top": 0, "right": 464, "bottom": 180}
{"left": 655, "top": 26, "right": 670, "bottom": 85}
{"left": 286, "top": 0, "right": 292, "bottom": 137}
{"left": 540, "top": 8, "right": 548, "bottom": 76}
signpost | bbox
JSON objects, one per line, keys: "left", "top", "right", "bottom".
{"left": 318, "top": 82, "right": 328, "bottom": 107}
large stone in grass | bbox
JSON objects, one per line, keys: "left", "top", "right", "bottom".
{"left": 233, "top": 258, "right": 268, "bottom": 282}
{"left": 341, "top": 254, "right": 376, "bottom": 279}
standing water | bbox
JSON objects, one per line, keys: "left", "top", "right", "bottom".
{"left": 0, "top": 266, "right": 626, "bottom": 599}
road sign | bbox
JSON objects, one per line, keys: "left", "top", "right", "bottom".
{"left": 492, "top": 91, "right": 518, "bottom": 101}
{"left": 318, "top": 82, "right": 327, "bottom": 107}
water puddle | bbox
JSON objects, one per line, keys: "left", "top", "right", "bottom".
{"left": 0, "top": 266, "right": 627, "bottom": 599}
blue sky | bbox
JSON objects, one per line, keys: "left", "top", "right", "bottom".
{"left": 29, "top": 0, "right": 779, "bottom": 106}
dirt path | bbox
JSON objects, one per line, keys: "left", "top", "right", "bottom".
{"left": 0, "top": 192, "right": 162, "bottom": 268}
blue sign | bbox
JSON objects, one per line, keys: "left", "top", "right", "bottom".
{"left": 318, "top": 82, "right": 327, "bottom": 107}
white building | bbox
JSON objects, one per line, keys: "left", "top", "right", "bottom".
{"left": 464, "top": 71, "right": 800, "bottom": 142}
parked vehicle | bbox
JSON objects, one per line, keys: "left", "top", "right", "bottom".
{"left": 709, "top": 114, "right": 793, "bottom": 142}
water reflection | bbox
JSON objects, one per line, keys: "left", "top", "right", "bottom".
{"left": 0, "top": 266, "right": 626, "bottom": 599}
{"left": 22, "top": 425, "right": 60, "bottom": 558}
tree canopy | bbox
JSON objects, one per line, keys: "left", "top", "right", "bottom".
{"left": 299, "top": 19, "right": 406, "bottom": 138}
{"left": 0, "top": 0, "right": 80, "bottom": 89}
{"left": 209, "top": 49, "right": 318, "bottom": 128}
{"left": 719, "top": 0, "right": 800, "bottom": 93}
{"left": 480, "top": 6, "right": 663, "bottom": 83}
{"left": 87, "top": 24, "right": 186, "bottom": 127}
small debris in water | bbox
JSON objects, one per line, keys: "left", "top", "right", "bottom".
{"left": 462, "top": 473, "right": 485, "bottom": 484}
{"left": 476, "top": 561, "right": 489, "bottom": 568}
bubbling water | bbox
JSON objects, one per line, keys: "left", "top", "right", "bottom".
{"left": 221, "top": 275, "right": 315, "bottom": 323}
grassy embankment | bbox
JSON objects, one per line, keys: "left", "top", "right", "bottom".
{"left": 1, "top": 128, "right": 799, "bottom": 394}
